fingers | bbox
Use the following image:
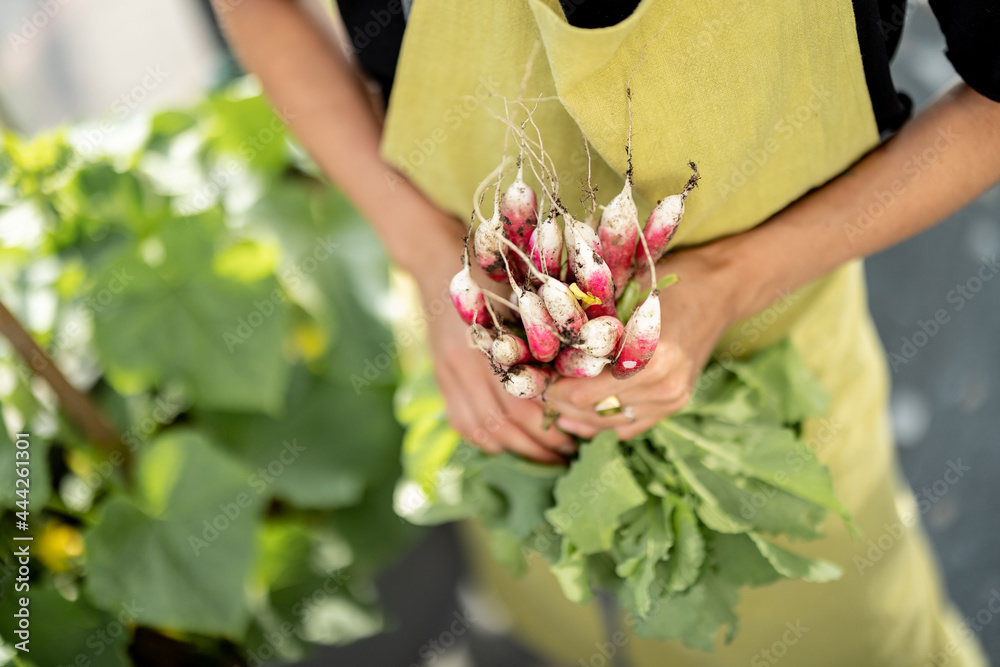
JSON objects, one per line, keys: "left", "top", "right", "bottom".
{"left": 439, "top": 358, "right": 566, "bottom": 465}
{"left": 493, "top": 385, "right": 577, "bottom": 456}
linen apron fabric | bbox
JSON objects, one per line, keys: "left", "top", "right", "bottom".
{"left": 376, "top": 0, "right": 989, "bottom": 664}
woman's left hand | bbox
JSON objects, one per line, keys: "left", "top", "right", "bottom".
{"left": 544, "top": 245, "right": 741, "bottom": 440}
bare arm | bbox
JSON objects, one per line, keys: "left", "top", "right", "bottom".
{"left": 715, "top": 84, "right": 1000, "bottom": 323}
{"left": 211, "top": 0, "right": 575, "bottom": 461}
{"left": 550, "top": 85, "right": 1000, "bottom": 439}
{"left": 210, "top": 0, "right": 455, "bottom": 283}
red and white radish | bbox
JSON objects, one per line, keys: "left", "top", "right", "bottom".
{"left": 574, "top": 315, "right": 624, "bottom": 358}
{"left": 565, "top": 214, "right": 616, "bottom": 318}
{"left": 528, "top": 212, "right": 562, "bottom": 277}
{"left": 503, "top": 364, "right": 555, "bottom": 399}
{"left": 517, "top": 291, "right": 561, "bottom": 363}
{"left": 538, "top": 277, "right": 587, "bottom": 339}
{"left": 474, "top": 212, "right": 509, "bottom": 282}
{"left": 612, "top": 291, "right": 660, "bottom": 379}
{"left": 450, "top": 242, "right": 489, "bottom": 326}
{"left": 636, "top": 163, "right": 700, "bottom": 267}
{"left": 492, "top": 332, "right": 532, "bottom": 369}
{"left": 555, "top": 347, "right": 610, "bottom": 378}
{"left": 598, "top": 177, "right": 639, "bottom": 294}
{"left": 469, "top": 323, "right": 494, "bottom": 357}
{"left": 500, "top": 166, "right": 537, "bottom": 250}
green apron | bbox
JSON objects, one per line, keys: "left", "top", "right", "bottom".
{"left": 378, "top": 0, "right": 988, "bottom": 664}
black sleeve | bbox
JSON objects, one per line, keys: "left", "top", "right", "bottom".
{"left": 927, "top": 0, "right": 1000, "bottom": 102}
{"left": 335, "top": 0, "right": 409, "bottom": 102}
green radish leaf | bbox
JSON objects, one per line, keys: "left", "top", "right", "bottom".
{"left": 748, "top": 533, "right": 842, "bottom": 583}
{"left": 545, "top": 431, "right": 646, "bottom": 554}
{"left": 551, "top": 539, "right": 593, "bottom": 605}
{"left": 659, "top": 500, "right": 705, "bottom": 595}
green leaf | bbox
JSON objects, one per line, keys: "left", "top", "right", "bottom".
{"left": 615, "top": 498, "right": 675, "bottom": 616}
{"left": 144, "top": 109, "right": 199, "bottom": 153}
{"left": 203, "top": 92, "right": 288, "bottom": 172}
{"left": 748, "top": 533, "right": 842, "bottom": 583}
{"left": 710, "top": 533, "right": 782, "bottom": 587}
{"left": 0, "top": 420, "right": 50, "bottom": 512}
{"left": 84, "top": 430, "right": 262, "bottom": 638}
{"left": 200, "top": 367, "right": 401, "bottom": 509}
{"left": 634, "top": 568, "right": 739, "bottom": 651}
{"left": 730, "top": 339, "right": 828, "bottom": 424}
{"left": 551, "top": 540, "right": 593, "bottom": 605}
{"left": 91, "top": 222, "right": 291, "bottom": 414}
{"left": 0, "top": 587, "right": 130, "bottom": 667}
{"left": 476, "top": 454, "right": 560, "bottom": 539}
{"left": 546, "top": 431, "right": 645, "bottom": 554}
{"left": 660, "top": 500, "right": 705, "bottom": 594}
{"left": 662, "top": 419, "right": 851, "bottom": 525}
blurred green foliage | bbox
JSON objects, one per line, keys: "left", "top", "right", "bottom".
{"left": 0, "top": 79, "right": 416, "bottom": 666}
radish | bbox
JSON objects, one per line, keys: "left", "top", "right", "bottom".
{"left": 492, "top": 332, "right": 532, "bottom": 369}
{"left": 574, "top": 315, "right": 624, "bottom": 358}
{"left": 598, "top": 176, "right": 639, "bottom": 294}
{"left": 500, "top": 165, "right": 537, "bottom": 250}
{"left": 612, "top": 291, "right": 660, "bottom": 379}
{"left": 538, "top": 277, "right": 587, "bottom": 339}
{"left": 565, "top": 214, "right": 616, "bottom": 318}
{"left": 637, "top": 163, "right": 700, "bottom": 266}
{"left": 555, "top": 347, "right": 609, "bottom": 378}
{"left": 564, "top": 214, "right": 602, "bottom": 265}
{"left": 498, "top": 235, "right": 587, "bottom": 341}
{"left": 450, "top": 242, "right": 489, "bottom": 326}
{"left": 516, "top": 290, "right": 560, "bottom": 363}
{"left": 528, "top": 212, "right": 562, "bottom": 277}
{"left": 469, "top": 323, "right": 494, "bottom": 357}
{"left": 503, "top": 364, "right": 554, "bottom": 399}
{"left": 473, "top": 211, "right": 509, "bottom": 282}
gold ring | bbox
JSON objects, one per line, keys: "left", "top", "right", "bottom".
{"left": 594, "top": 395, "right": 623, "bottom": 416}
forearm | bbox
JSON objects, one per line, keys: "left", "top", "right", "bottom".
{"left": 211, "top": 0, "right": 462, "bottom": 282}
{"left": 703, "top": 84, "right": 1000, "bottom": 321}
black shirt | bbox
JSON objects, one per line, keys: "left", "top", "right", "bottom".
{"left": 336, "top": 0, "right": 1000, "bottom": 135}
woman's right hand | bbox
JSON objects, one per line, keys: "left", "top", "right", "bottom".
{"left": 416, "top": 224, "right": 577, "bottom": 465}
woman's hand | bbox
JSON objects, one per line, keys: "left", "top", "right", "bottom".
{"left": 545, "top": 246, "right": 740, "bottom": 440}
{"left": 416, "top": 221, "right": 577, "bottom": 464}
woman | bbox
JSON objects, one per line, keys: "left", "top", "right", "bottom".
{"left": 213, "top": 0, "right": 999, "bottom": 664}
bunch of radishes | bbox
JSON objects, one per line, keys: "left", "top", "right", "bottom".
{"left": 450, "top": 107, "right": 698, "bottom": 401}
